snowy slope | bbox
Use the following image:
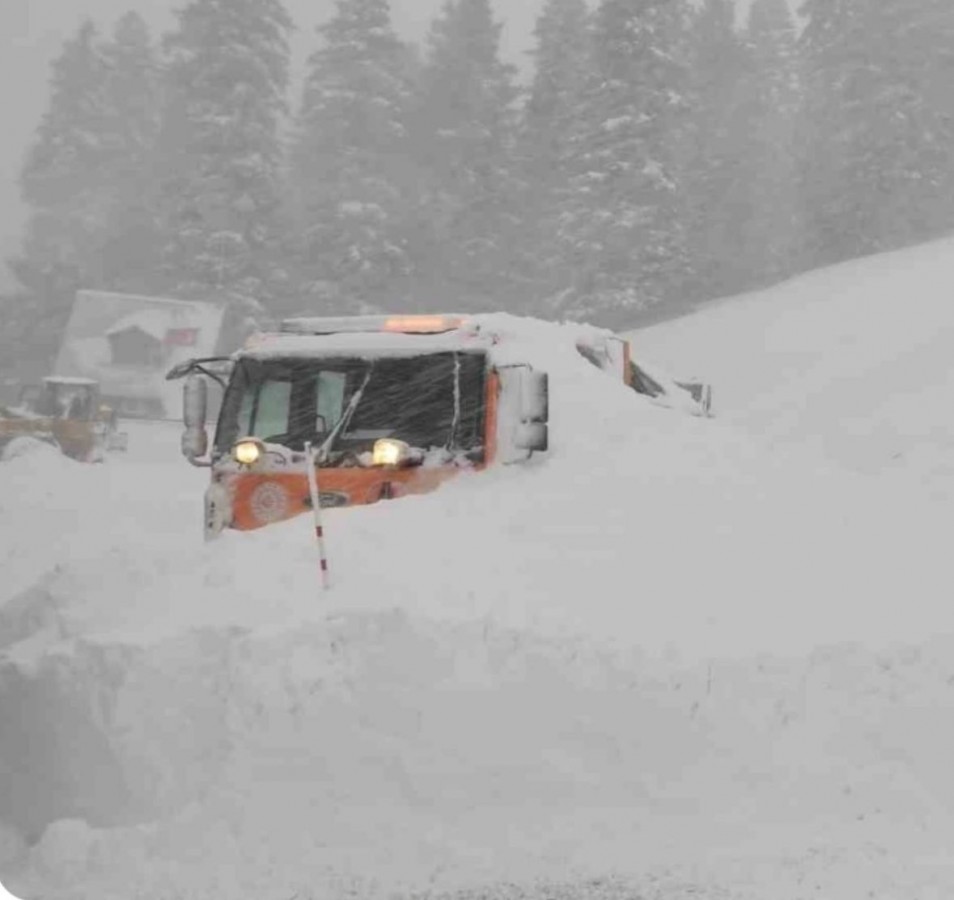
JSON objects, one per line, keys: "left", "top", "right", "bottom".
{"left": 630, "top": 236, "right": 954, "bottom": 494}
{"left": 1, "top": 274, "right": 954, "bottom": 899}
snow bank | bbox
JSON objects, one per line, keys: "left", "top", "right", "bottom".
{"left": 7, "top": 613, "right": 954, "bottom": 899}
{"left": 2, "top": 309, "right": 954, "bottom": 898}
{"left": 631, "top": 235, "right": 954, "bottom": 492}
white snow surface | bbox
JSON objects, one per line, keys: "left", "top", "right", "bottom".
{"left": 3, "top": 246, "right": 954, "bottom": 898}
{"left": 629, "top": 236, "right": 954, "bottom": 493}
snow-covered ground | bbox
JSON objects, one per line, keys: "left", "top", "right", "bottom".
{"left": 629, "top": 236, "right": 954, "bottom": 494}
{"left": 4, "top": 240, "right": 954, "bottom": 899}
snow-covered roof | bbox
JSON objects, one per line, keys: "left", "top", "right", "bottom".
{"left": 105, "top": 310, "right": 172, "bottom": 341}
{"left": 76, "top": 288, "right": 207, "bottom": 308}
{"left": 42, "top": 375, "right": 98, "bottom": 386}
{"left": 53, "top": 290, "right": 229, "bottom": 418}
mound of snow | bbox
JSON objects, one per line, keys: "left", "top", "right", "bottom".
{"left": 0, "top": 821, "right": 24, "bottom": 870}
{"left": 3, "top": 315, "right": 950, "bottom": 657}
{"left": 0, "top": 436, "right": 61, "bottom": 463}
{"left": 7, "top": 616, "right": 954, "bottom": 900}
{"left": 2, "top": 308, "right": 954, "bottom": 898}
{"left": 631, "top": 236, "right": 954, "bottom": 492}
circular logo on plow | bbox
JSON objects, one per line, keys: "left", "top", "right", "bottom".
{"left": 249, "top": 481, "right": 290, "bottom": 524}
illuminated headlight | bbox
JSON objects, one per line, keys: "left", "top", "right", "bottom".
{"left": 233, "top": 437, "right": 265, "bottom": 466}
{"left": 372, "top": 438, "right": 411, "bottom": 467}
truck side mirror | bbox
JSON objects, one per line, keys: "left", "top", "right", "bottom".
{"left": 496, "top": 365, "right": 550, "bottom": 463}
{"left": 183, "top": 375, "right": 208, "bottom": 428}
{"left": 181, "top": 427, "right": 209, "bottom": 460}
{"left": 518, "top": 370, "right": 548, "bottom": 451}
{"left": 521, "top": 370, "right": 549, "bottom": 424}
{"left": 181, "top": 375, "right": 210, "bottom": 465}
{"left": 515, "top": 421, "right": 548, "bottom": 452}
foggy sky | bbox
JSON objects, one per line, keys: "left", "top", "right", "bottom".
{"left": 0, "top": 0, "right": 550, "bottom": 291}
{"left": 0, "top": 0, "right": 763, "bottom": 293}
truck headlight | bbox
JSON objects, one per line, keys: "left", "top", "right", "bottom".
{"left": 372, "top": 438, "right": 410, "bottom": 467}
{"left": 233, "top": 437, "right": 265, "bottom": 466}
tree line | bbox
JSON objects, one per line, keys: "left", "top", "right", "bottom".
{"left": 5, "top": 0, "right": 954, "bottom": 371}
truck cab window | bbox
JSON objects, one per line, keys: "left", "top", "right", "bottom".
{"left": 237, "top": 379, "right": 292, "bottom": 440}
{"left": 315, "top": 371, "right": 346, "bottom": 433}
{"left": 214, "top": 353, "right": 486, "bottom": 457}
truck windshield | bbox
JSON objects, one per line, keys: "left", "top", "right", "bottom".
{"left": 214, "top": 352, "right": 486, "bottom": 458}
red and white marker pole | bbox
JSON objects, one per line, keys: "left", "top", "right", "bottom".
{"left": 304, "top": 441, "right": 330, "bottom": 591}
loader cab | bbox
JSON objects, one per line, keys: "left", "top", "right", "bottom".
{"left": 23, "top": 377, "right": 101, "bottom": 421}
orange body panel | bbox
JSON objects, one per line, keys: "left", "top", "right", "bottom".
{"left": 221, "top": 365, "right": 503, "bottom": 532}
{"left": 228, "top": 466, "right": 465, "bottom": 529}
{"left": 483, "top": 369, "right": 500, "bottom": 467}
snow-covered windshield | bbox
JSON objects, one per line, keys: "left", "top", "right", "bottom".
{"left": 214, "top": 351, "right": 486, "bottom": 457}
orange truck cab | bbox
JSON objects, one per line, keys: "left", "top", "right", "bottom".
{"left": 167, "top": 314, "right": 551, "bottom": 539}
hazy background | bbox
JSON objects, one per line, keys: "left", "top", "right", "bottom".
{"left": 0, "top": 0, "right": 550, "bottom": 291}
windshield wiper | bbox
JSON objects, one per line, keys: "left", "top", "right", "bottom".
{"left": 316, "top": 365, "right": 374, "bottom": 464}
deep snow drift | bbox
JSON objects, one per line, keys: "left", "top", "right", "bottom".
{"left": 630, "top": 235, "right": 954, "bottom": 495}
{"left": 3, "top": 248, "right": 954, "bottom": 898}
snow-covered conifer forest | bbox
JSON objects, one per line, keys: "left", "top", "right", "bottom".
{"left": 5, "top": 0, "right": 954, "bottom": 371}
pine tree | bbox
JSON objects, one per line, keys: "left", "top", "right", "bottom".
{"left": 738, "top": 0, "right": 801, "bottom": 283}
{"left": 290, "top": 0, "right": 417, "bottom": 315}
{"left": 412, "top": 0, "right": 521, "bottom": 310}
{"left": 521, "top": 0, "right": 591, "bottom": 310}
{"left": 681, "top": 0, "right": 753, "bottom": 298}
{"left": 97, "top": 11, "right": 163, "bottom": 291}
{"left": 158, "top": 0, "right": 293, "bottom": 309}
{"left": 797, "top": 0, "right": 869, "bottom": 266}
{"left": 13, "top": 13, "right": 165, "bottom": 303}
{"left": 11, "top": 19, "right": 109, "bottom": 366}
{"left": 799, "top": 0, "right": 954, "bottom": 267}
{"left": 552, "top": 0, "right": 692, "bottom": 324}
{"left": 19, "top": 20, "right": 107, "bottom": 219}
{"left": 525, "top": 0, "right": 591, "bottom": 155}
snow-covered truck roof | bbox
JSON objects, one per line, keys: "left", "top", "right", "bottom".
{"left": 279, "top": 313, "right": 469, "bottom": 335}
{"left": 238, "top": 313, "right": 619, "bottom": 365}
{"left": 242, "top": 318, "right": 492, "bottom": 361}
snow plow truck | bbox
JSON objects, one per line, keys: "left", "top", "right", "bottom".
{"left": 167, "top": 314, "right": 711, "bottom": 539}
